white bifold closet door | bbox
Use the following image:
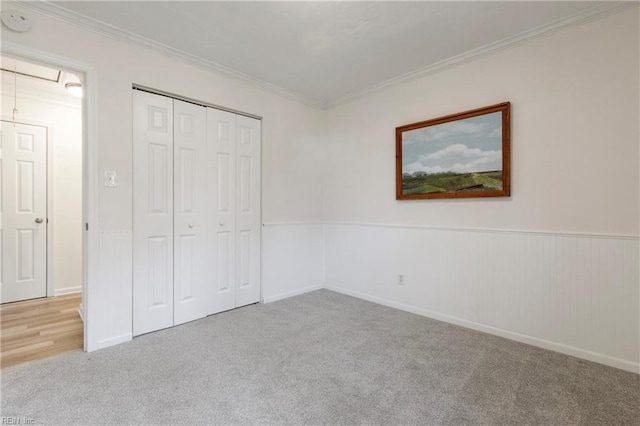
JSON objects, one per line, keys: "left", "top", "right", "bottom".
{"left": 208, "top": 109, "right": 261, "bottom": 315}
{"left": 134, "top": 90, "right": 261, "bottom": 336}
{"left": 133, "top": 91, "right": 208, "bottom": 336}
{"left": 133, "top": 91, "right": 174, "bottom": 336}
{"left": 172, "top": 99, "right": 209, "bottom": 326}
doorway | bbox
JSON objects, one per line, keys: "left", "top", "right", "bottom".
{"left": 0, "top": 54, "right": 85, "bottom": 365}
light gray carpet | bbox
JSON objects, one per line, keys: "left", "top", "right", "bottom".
{"left": 1, "top": 289, "right": 638, "bottom": 425}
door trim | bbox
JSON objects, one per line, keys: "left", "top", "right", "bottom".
{"left": 2, "top": 41, "right": 98, "bottom": 352}
{"left": 132, "top": 85, "right": 263, "bottom": 121}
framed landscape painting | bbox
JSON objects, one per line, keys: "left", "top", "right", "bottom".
{"left": 396, "top": 102, "right": 510, "bottom": 200}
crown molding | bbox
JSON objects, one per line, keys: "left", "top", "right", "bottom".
{"left": 323, "top": 1, "right": 639, "bottom": 109}
{"left": 10, "top": 1, "right": 638, "bottom": 111}
{"left": 12, "top": 0, "right": 324, "bottom": 109}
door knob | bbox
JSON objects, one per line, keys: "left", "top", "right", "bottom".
{"left": 219, "top": 222, "right": 224, "bottom": 227}
{"left": 188, "top": 223, "right": 194, "bottom": 229}
{"left": 35, "top": 217, "right": 44, "bottom": 224}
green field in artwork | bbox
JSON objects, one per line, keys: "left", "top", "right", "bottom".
{"left": 402, "top": 170, "right": 502, "bottom": 195}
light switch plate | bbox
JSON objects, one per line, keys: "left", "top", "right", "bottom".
{"left": 104, "top": 170, "right": 117, "bottom": 187}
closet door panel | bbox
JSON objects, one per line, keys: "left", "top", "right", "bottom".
{"left": 235, "top": 116, "right": 261, "bottom": 308}
{"left": 133, "top": 91, "right": 174, "bottom": 336}
{"left": 207, "top": 108, "right": 237, "bottom": 315}
{"left": 173, "top": 100, "right": 208, "bottom": 325}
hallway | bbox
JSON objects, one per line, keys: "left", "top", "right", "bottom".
{"left": 1, "top": 294, "right": 83, "bottom": 368}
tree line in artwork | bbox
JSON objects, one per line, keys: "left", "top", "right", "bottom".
{"left": 402, "top": 170, "right": 503, "bottom": 195}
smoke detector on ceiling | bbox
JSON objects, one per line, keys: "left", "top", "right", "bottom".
{"left": 1, "top": 10, "right": 31, "bottom": 33}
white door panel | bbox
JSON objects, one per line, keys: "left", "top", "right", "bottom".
{"left": 235, "top": 116, "right": 261, "bottom": 308}
{"left": 207, "top": 108, "right": 237, "bottom": 315}
{"left": 134, "top": 90, "right": 262, "bottom": 332}
{"left": 133, "top": 91, "right": 174, "bottom": 336}
{"left": 1, "top": 122, "right": 47, "bottom": 303}
{"left": 173, "top": 100, "right": 208, "bottom": 325}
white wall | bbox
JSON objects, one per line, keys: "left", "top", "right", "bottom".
{"left": 4, "top": 4, "right": 638, "bottom": 373}
{"left": 1, "top": 4, "right": 326, "bottom": 350}
{"left": 1, "top": 74, "right": 83, "bottom": 296}
{"left": 325, "top": 9, "right": 638, "bottom": 235}
{"left": 262, "top": 223, "right": 324, "bottom": 303}
{"left": 324, "top": 9, "right": 639, "bottom": 372}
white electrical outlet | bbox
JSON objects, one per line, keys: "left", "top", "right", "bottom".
{"left": 398, "top": 274, "right": 404, "bottom": 285}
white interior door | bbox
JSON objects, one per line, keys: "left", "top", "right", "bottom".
{"left": 173, "top": 100, "right": 208, "bottom": 325}
{"left": 235, "top": 115, "right": 261, "bottom": 308}
{"left": 133, "top": 91, "right": 174, "bottom": 336}
{"left": 208, "top": 108, "right": 237, "bottom": 315}
{"left": 0, "top": 121, "right": 47, "bottom": 304}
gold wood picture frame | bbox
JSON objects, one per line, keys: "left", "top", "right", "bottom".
{"left": 396, "top": 102, "right": 511, "bottom": 200}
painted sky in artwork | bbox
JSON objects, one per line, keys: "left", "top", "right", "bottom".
{"left": 402, "top": 111, "right": 502, "bottom": 175}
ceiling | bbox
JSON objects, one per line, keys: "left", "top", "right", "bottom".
{"left": 31, "top": 1, "right": 627, "bottom": 107}
{"left": 0, "top": 56, "right": 82, "bottom": 96}
{"left": 1, "top": 56, "right": 61, "bottom": 82}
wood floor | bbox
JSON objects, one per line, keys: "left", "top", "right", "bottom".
{"left": 1, "top": 294, "right": 83, "bottom": 368}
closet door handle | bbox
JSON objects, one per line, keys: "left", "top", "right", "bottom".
{"left": 35, "top": 217, "right": 44, "bottom": 224}
{"left": 219, "top": 222, "right": 224, "bottom": 227}
{"left": 188, "top": 224, "right": 194, "bottom": 229}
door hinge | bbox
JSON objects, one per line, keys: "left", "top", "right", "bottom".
{"left": 85, "top": 223, "right": 89, "bottom": 231}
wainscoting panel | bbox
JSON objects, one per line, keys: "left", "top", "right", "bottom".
{"left": 324, "top": 223, "right": 639, "bottom": 372}
{"left": 93, "top": 230, "right": 133, "bottom": 349}
{"left": 262, "top": 223, "right": 325, "bottom": 303}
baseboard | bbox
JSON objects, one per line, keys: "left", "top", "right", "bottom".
{"left": 263, "top": 284, "right": 324, "bottom": 304}
{"left": 96, "top": 333, "right": 132, "bottom": 350}
{"left": 54, "top": 285, "right": 82, "bottom": 296}
{"left": 325, "top": 285, "right": 640, "bottom": 374}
